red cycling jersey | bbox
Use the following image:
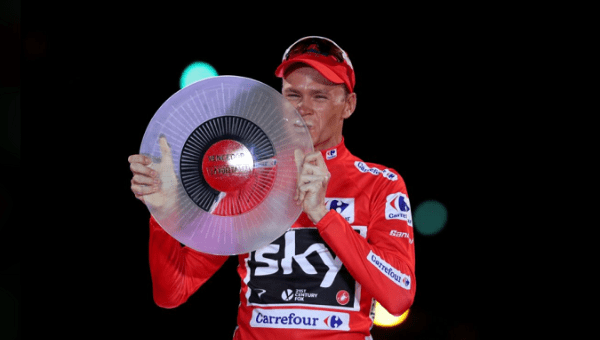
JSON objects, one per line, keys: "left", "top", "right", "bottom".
{"left": 149, "top": 139, "right": 416, "bottom": 340}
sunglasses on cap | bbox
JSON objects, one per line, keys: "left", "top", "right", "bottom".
{"left": 282, "top": 36, "right": 354, "bottom": 69}
{"left": 276, "top": 36, "right": 356, "bottom": 92}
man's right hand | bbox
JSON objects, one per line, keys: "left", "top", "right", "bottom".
{"left": 129, "top": 153, "right": 158, "bottom": 203}
{"left": 128, "top": 137, "right": 178, "bottom": 210}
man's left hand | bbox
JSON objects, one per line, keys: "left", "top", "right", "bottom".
{"left": 294, "top": 149, "right": 331, "bottom": 224}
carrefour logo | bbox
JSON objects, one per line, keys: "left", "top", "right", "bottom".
{"left": 354, "top": 161, "right": 398, "bottom": 181}
{"left": 325, "top": 198, "right": 355, "bottom": 223}
{"left": 250, "top": 309, "right": 350, "bottom": 331}
{"left": 324, "top": 315, "right": 344, "bottom": 329}
{"left": 367, "top": 251, "right": 412, "bottom": 290}
{"left": 385, "top": 192, "right": 413, "bottom": 226}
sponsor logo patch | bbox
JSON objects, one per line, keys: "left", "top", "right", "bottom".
{"left": 390, "top": 230, "right": 414, "bottom": 244}
{"left": 281, "top": 289, "right": 294, "bottom": 301}
{"left": 250, "top": 308, "right": 350, "bottom": 331}
{"left": 367, "top": 251, "right": 412, "bottom": 290}
{"left": 336, "top": 290, "right": 350, "bottom": 306}
{"left": 385, "top": 192, "right": 413, "bottom": 226}
{"left": 247, "top": 228, "right": 366, "bottom": 310}
{"left": 325, "top": 198, "right": 355, "bottom": 223}
{"left": 354, "top": 161, "right": 398, "bottom": 181}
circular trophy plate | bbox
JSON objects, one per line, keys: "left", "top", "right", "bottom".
{"left": 140, "top": 76, "right": 313, "bottom": 255}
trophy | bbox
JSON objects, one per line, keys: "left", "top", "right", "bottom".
{"left": 139, "top": 76, "right": 313, "bottom": 255}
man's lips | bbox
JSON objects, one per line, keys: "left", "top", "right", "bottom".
{"left": 294, "top": 119, "right": 313, "bottom": 129}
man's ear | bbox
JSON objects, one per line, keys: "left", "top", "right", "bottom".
{"left": 343, "top": 92, "right": 357, "bottom": 119}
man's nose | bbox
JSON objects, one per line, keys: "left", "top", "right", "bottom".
{"left": 296, "top": 99, "right": 312, "bottom": 115}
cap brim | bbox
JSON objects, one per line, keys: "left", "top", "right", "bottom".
{"left": 275, "top": 57, "right": 346, "bottom": 86}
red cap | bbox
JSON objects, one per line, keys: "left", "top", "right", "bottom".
{"left": 275, "top": 36, "right": 355, "bottom": 93}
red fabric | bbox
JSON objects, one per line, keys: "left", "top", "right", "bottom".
{"left": 149, "top": 217, "right": 228, "bottom": 308}
{"left": 148, "top": 139, "right": 415, "bottom": 339}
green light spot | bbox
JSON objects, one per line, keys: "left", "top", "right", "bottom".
{"left": 180, "top": 62, "right": 218, "bottom": 88}
{"left": 414, "top": 200, "right": 447, "bottom": 236}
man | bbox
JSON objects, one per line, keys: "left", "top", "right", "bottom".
{"left": 128, "top": 36, "right": 415, "bottom": 340}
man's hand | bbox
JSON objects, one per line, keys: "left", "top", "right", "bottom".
{"left": 129, "top": 137, "right": 178, "bottom": 211}
{"left": 294, "top": 149, "right": 330, "bottom": 224}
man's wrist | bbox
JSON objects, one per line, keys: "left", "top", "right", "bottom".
{"left": 307, "top": 205, "right": 329, "bottom": 224}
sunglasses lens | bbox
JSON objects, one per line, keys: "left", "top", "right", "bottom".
{"left": 285, "top": 38, "right": 344, "bottom": 63}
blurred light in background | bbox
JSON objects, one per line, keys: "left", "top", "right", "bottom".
{"left": 414, "top": 200, "right": 448, "bottom": 236}
{"left": 373, "top": 302, "right": 409, "bottom": 327}
{"left": 180, "top": 61, "right": 218, "bottom": 88}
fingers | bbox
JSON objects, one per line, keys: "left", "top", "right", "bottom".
{"left": 159, "top": 136, "right": 174, "bottom": 167}
{"left": 131, "top": 170, "right": 160, "bottom": 196}
{"left": 132, "top": 173, "right": 158, "bottom": 186}
{"left": 299, "top": 154, "right": 330, "bottom": 181}
{"left": 294, "top": 150, "right": 330, "bottom": 205}
{"left": 129, "top": 153, "right": 158, "bottom": 198}
{"left": 294, "top": 149, "right": 306, "bottom": 201}
{"left": 128, "top": 154, "right": 151, "bottom": 166}
{"left": 131, "top": 181, "right": 159, "bottom": 197}
{"left": 297, "top": 174, "right": 329, "bottom": 186}
{"left": 303, "top": 151, "right": 326, "bottom": 167}
{"left": 295, "top": 150, "right": 328, "bottom": 176}
{"left": 295, "top": 174, "right": 329, "bottom": 204}
{"left": 295, "top": 150, "right": 325, "bottom": 167}
{"left": 130, "top": 161, "right": 156, "bottom": 178}
{"left": 294, "top": 149, "right": 305, "bottom": 174}
{"left": 129, "top": 153, "right": 154, "bottom": 177}
{"left": 299, "top": 162, "right": 329, "bottom": 178}
{"left": 129, "top": 137, "right": 179, "bottom": 208}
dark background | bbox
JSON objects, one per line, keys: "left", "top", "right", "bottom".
{"left": 8, "top": 2, "right": 520, "bottom": 339}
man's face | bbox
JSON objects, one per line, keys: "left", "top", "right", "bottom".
{"left": 282, "top": 66, "right": 356, "bottom": 151}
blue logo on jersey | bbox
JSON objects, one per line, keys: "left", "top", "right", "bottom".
{"left": 385, "top": 193, "right": 413, "bottom": 226}
{"left": 397, "top": 196, "right": 410, "bottom": 212}
{"left": 324, "top": 315, "right": 344, "bottom": 329}
{"left": 325, "top": 198, "right": 355, "bottom": 223}
{"left": 330, "top": 200, "right": 349, "bottom": 213}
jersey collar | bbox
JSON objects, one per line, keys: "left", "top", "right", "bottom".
{"left": 320, "top": 137, "right": 349, "bottom": 162}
